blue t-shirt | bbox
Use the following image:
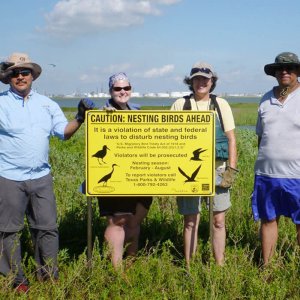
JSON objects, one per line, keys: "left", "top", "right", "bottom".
{"left": 0, "top": 89, "right": 68, "bottom": 181}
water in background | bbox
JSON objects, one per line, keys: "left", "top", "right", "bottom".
{"left": 52, "top": 96, "right": 260, "bottom": 108}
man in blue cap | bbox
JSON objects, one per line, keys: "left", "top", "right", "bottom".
{"left": 0, "top": 52, "right": 94, "bottom": 292}
{"left": 252, "top": 52, "right": 300, "bottom": 266}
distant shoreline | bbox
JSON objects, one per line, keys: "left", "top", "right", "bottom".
{"left": 51, "top": 95, "right": 261, "bottom": 101}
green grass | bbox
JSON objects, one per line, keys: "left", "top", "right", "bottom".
{"left": 1, "top": 110, "right": 299, "bottom": 299}
{"left": 230, "top": 103, "right": 258, "bottom": 126}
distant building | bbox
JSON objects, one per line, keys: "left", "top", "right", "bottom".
{"left": 131, "top": 92, "right": 141, "bottom": 97}
{"left": 170, "top": 91, "right": 190, "bottom": 98}
{"left": 156, "top": 92, "right": 170, "bottom": 98}
{"left": 143, "top": 92, "right": 157, "bottom": 97}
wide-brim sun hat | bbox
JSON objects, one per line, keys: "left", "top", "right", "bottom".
{"left": 264, "top": 52, "right": 300, "bottom": 77}
{"left": 189, "top": 62, "right": 218, "bottom": 80}
{"left": 0, "top": 52, "right": 42, "bottom": 84}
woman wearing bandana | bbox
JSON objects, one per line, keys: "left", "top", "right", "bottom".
{"left": 98, "top": 72, "right": 152, "bottom": 269}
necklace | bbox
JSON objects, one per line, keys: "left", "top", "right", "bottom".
{"left": 195, "top": 98, "right": 210, "bottom": 111}
{"left": 278, "top": 82, "right": 300, "bottom": 102}
{"left": 279, "top": 87, "right": 290, "bottom": 97}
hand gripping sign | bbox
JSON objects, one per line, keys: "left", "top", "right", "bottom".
{"left": 85, "top": 110, "right": 215, "bottom": 196}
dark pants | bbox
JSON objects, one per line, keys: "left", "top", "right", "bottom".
{"left": 0, "top": 174, "right": 59, "bottom": 285}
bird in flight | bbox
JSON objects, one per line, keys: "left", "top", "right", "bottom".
{"left": 178, "top": 165, "right": 202, "bottom": 182}
{"left": 48, "top": 63, "right": 56, "bottom": 67}
{"left": 190, "top": 148, "right": 207, "bottom": 161}
{"left": 92, "top": 145, "right": 110, "bottom": 164}
{"left": 98, "top": 164, "right": 118, "bottom": 186}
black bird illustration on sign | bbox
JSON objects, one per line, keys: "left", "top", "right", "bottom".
{"left": 98, "top": 164, "right": 118, "bottom": 186}
{"left": 92, "top": 145, "right": 110, "bottom": 164}
{"left": 178, "top": 165, "right": 202, "bottom": 182}
{"left": 190, "top": 148, "right": 207, "bottom": 161}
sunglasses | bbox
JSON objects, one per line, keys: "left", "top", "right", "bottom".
{"left": 190, "top": 67, "right": 212, "bottom": 76}
{"left": 275, "top": 65, "right": 297, "bottom": 72}
{"left": 112, "top": 86, "right": 132, "bottom": 92}
{"left": 11, "top": 69, "right": 32, "bottom": 78}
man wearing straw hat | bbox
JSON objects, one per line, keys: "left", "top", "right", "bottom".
{"left": 252, "top": 52, "right": 300, "bottom": 266}
{"left": 0, "top": 52, "right": 94, "bottom": 292}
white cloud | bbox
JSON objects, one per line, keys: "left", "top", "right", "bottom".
{"left": 103, "top": 63, "right": 131, "bottom": 74}
{"left": 78, "top": 62, "right": 132, "bottom": 83}
{"left": 220, "top": 69, "right": 242, "bottom": 83}
{"left": 79, "top": 74, "right": 88, "bottom": 81}
{"left": 154, "top": 0, "right": 181, "bottom": 4}
{"left": 42, "top": 0, "right": 181, "bottom": 39}
{"left": 173, "top": 75, "right": 184, "bottom": 83}
{"left": 143, "top": 64, "right": 175, "bottom": 78}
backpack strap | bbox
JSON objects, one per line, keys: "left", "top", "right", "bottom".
{"left": 209, "top": 94, "right": 225, "bottom": 132}
{"left": 183, "top": 93, "right": 225, "bottom": 132}
{"left": 182, "top": 94, "right": 192, "bottom": 110}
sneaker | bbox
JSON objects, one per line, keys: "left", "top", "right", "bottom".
{"left": 15, "top": 283, "right": 29, "bottom": 293}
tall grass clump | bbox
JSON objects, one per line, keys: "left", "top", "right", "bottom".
{"left": 231, "top": 103, "right": 258, "bottom": 126}
{"left": 1, "top": 111, "right": 299, "bottom": 299}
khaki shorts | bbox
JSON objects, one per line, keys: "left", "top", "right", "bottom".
{"left": 177, "top": 186, "right": 231, "bottom": 215}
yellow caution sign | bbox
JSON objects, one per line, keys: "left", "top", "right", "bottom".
{"left": 85, "top": 110, "right": 215, "bottom": 196}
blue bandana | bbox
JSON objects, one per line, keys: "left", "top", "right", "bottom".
{"left": 108, "top": 72, "right": 130, "bottom": 89}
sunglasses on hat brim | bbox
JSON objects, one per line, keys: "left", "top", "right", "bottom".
{"left": 190, "top": 68, "right": 212, "bottom": 76}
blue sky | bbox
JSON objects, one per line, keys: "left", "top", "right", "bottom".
{"left": 1, "top": 0, "right": 300, "bottom": 96}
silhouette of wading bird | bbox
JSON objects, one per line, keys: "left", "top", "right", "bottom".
{"left": 190, "top": 148, "right": 207, "bottom": 161}
{"left": 92, "top": 145, "right": 110, "bottom": 164}
{"left": 98, "top": 164, "right": 118, "bottom": 186}
{"left": 178, "top": 165, "right": 202, "bottom": 182}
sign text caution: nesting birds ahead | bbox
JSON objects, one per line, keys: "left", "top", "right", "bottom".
{"left": 85, "top": 110, "right": 215, "bottom": 196}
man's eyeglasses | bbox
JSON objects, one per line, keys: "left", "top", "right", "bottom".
{"left": 112, "top": 86, "right": 132, "bottom": 92}
{"left": 190, "top": 68, "right": 212, "bottom": 75}
{"left": 11, "top": 69, "right": 32, "bottom": 78}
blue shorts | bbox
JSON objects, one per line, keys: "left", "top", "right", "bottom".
{"left": 252, "top": 175, "right": 300, "bottom": 224}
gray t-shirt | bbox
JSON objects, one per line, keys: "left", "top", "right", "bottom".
{"left": 255, "top": 87, "right": 300, "bottom": 178}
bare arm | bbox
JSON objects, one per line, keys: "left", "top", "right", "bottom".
{"left": 64, "top": 119, "right": 82, "bottom": 140}
{"left": 225, "top": 129, "right": 237, "bottom": 169}
{"left": 63, "top": 98, "right": 96, "bottom": 140}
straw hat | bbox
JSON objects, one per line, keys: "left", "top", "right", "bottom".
{"left": 0, "top": 52, "right": 42, "bottom": 84}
